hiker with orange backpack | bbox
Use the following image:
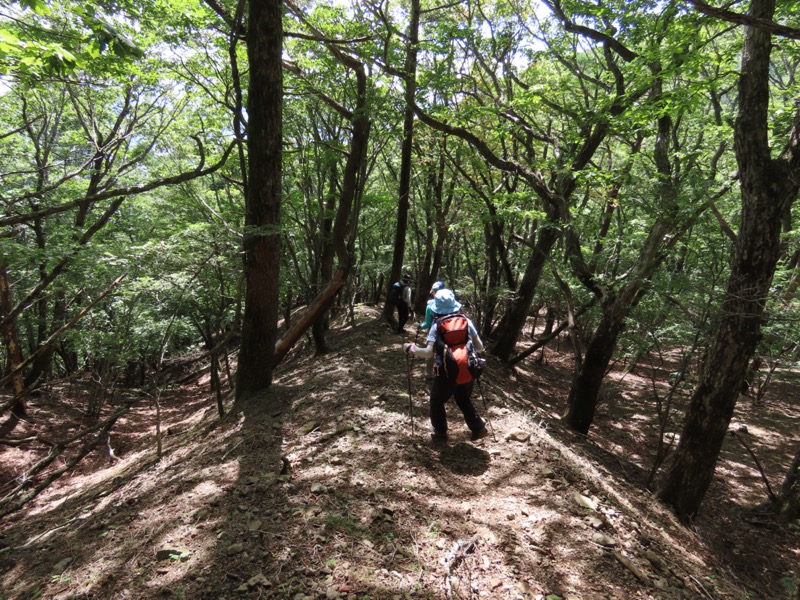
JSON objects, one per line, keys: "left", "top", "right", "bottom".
{"left": 403, "top": 289, "right": 487, "bottom": 442}
{"left": 417, "top": 281, "right": 445, "bottom": 332}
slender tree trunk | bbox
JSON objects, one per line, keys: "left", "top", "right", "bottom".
{"left": 658, "top": 0, "right": 800, "bottom": 517}
{"left": 235, "top": 0, "right": 283, "bottom": 403}
{"left": 274, "top": 104, "right": 367, "bottom": 355}
{"left": 25, "top": 196, "right": 125, "bottom": 387}
{"left": 414, "top": 151, "right": 441, "bottom": 314}
{"left": 24, "top": 91, "right": 131, "bottom": 388}
{"left": 482, "top": 220, "right": 501, "bottom": 339}
{"left": 271, "top": 26, "right": 371, "bottom": 365}
{"left": 656, "top": 200, "right": 788, "bottom": 516}
{"left": 564, "top": 261, "right": 676, "bottom": 435}
{"left": 431, "top": 175, "right": 449, "bottom": 289}
{"left": 212, "top": 354, "right": 224, "bottom": 417}
{"left": 414, "top": 142, "right": 451, "bottom": 314}
{"left": 311, "top": 166, "right": 337, "bottom": 355}
{"left": 776, "top": 446, "right": 800, "bottom": 521}
{"left": 450, "top": 159, "right": 517, "bottom": 292}
{"left": 565, "top": 297, "right": 627, "bottom": 433}
{"left": 490, "top": 223, "right": 560, "bottom": 361}
{"left": 383, "top": 0, "right": 419, "bottom": 322}
{"left": 415, "top": 196, "right": 435, "bottom": 314}
{"left": 563, "top": 30, "right": 727, "bottom": 435}
{"left": 0, "top": 264, "right": 27, "bottom": 417}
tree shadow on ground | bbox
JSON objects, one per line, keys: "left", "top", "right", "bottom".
{"left": 1, "top": 305, "right": 798, "bottom": 599}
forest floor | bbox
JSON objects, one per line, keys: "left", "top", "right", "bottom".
{"left": 1, "top": 304, "right": 799, "bottom": 600}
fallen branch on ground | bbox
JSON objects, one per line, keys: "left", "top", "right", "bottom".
{"left": 0, "top": 435, "right": 54, "bottom": 447}
{"left": 731, "top": 430, "right": 777, "bottom": 502}
{"left": 0, "top": 402, "right": 134, "bottom": 519}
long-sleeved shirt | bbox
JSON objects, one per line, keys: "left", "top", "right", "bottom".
{"left": 418, "top": 299, "right": 435, "bottom": 330}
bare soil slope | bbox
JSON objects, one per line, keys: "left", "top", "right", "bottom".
{"left": 1, "top": 304, "right": 798, "bottom": 599}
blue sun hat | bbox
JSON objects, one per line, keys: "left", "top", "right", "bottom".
{"left": 430, "top": 281, "right": 445, "bottom": 293}
{"left": 432, "top": 289, "right": 461, "bottom": 315}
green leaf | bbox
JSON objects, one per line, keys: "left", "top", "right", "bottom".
{"left": 779, "top": 576, "right": 796, "bottom": 594}
{"left": 20, "top": 0, "right": 51, "bottom": 15}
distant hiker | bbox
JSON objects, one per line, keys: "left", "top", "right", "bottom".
{"left": 388, "top": 274, "right": 413, "bottom": 334}
{"left": 418, "top": 281, "right": 445, "bottom": 380}
{"left": 417, "top": 281, "right": 445, "bottom": 332}
{"left": 403, "top": 288, "right": 487, "bottom": 442}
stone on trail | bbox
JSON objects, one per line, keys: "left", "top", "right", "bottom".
{"left": 299, "top": 421, "right": 319, "bottom": 435}
{"left": 592, "top": 532, "right": 617, "bottom": 547}
{"left": 155, "top": 547, "right": 190, "bottom": 561}
{"left": 51, "top": 557, "right": 74, "bottom": 573}
{"left": 572, "top": 491, "right": 598, "bottom": 511}
{"left": 504, "top": 428, "right": 531, "bottom": 442}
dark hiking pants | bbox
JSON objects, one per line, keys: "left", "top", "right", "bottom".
{"left": 396, "top": 301, "right": 410, "bottom": 332}
{"left": 429, "top": 376, "right": 484, "bottom": 436}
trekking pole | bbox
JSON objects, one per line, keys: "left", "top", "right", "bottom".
{"left": 475, "top": 376, "right": 497, "bottom": 442}
{"left": 405, "top": 328, "right": 420, "bottom": 437}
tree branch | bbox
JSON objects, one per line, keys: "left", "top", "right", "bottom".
{"left": 509, "top": 299, "right": 596, "bottom": 366}
{"left": 0, "top": 275, "right": 126, "bottom": 391}
{"left": 731, "top": 430, "right": 778, "bottom": 502}
{"left": 202, "top": 0, "right": 240, "bottom": 34}
{"left": 0, "top": 140, "right": 235, "bottom": 228}
{"left": 284, "top": 60, "right": 354, "bottom": 119}
{"left": 410, "top": 100, "right": 552, "bottom": 200}
{"left": 688, "top": 0, "right": 800, "bottom": 39}
{"left": 285, "top": 31, "right": 374, "bottom": 44}
{"left": 0, "top": 403, "right": 133, "bottom": 518}
{"left": 541, "top": 0, "right": 639, "bottom": 62}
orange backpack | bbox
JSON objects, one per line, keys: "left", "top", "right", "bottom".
{"left": 434, "top": 314, "right": 474, "bottom": 384}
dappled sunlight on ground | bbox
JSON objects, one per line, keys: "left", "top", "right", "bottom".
{"left": 0, "top": 305, "right": 797, "bottom": 599}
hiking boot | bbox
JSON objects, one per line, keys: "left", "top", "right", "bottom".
{"left": 431, "top": 430, "right": 448, "bottom": 443}
{"left": 470, "top": 426, "right": 488, "bottom": 441}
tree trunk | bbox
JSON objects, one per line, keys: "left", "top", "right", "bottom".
{"left": 311, "top": 166, "right": 338, "bottom": 355}
{"left": 235, "top": 0, "right": 283, "bottom": 403}
{"left": 490, "top": 223, "right": 560, "bottom": 361}
{"left": 656, "top": 217, "right": 790, "bottom": 516}
{"left": 413, "top": 147, "right": 448, "bottom": 314}
{"left": 563, "top": 237, "right": 676, "bottom": 435}
{"left": 0, "top": 264, "right": 27, "bottom": 417}
{"left": 481, "top": 220, "right": 501, "bottom": 339}
{"left": 414, "top": 141, "right": 452, "bottom": 314}
{"left": 776, "top": 446, "right": 800, "bottom": 522}
{"left": 383, "top": 0, "right": 419, "bottom": 322}
{"left": 415, "top": 193, "right": 436, "bottom": 315}
{"left": 565, "top": 298, "right": 627, "bottom": 434}
{"left": 24, "top": 196, "right": 125, "bottom": 387}
{"left": 658, "top": 0, "right": 800, "bottom": 517}
{"left": 272, "top": 26, "right": 370, "bottom": 365}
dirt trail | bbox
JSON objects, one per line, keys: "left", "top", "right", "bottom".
{"left": 0, "top": 305, "right": 798, "bottom": 599}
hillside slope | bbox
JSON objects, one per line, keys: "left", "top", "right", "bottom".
{"left": 1, "top": 305, "right": 798, "bottom": 599}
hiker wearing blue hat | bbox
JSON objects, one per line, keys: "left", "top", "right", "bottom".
{"left": 417, "top": 281, "right": 446, "bottom": 381}
{"left": 418, "top": 281, "right": 445, "bottom": 332}
{"left": 403, "top": 289, "right": 487, "bottom": 442}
